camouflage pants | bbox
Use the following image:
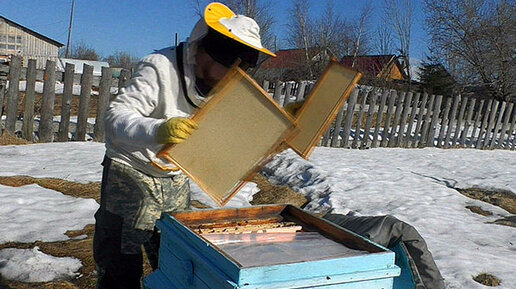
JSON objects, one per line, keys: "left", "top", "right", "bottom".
{"left": 93, "top": 157, "right": 190, "bottom": 289}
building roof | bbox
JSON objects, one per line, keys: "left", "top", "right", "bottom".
{"left": 340, "top": 55, "right": 406, "bottom": 79}
{"left": 260, "top": 49, "right": 307, "bottom": 69}
{"left": 0, "top": 15, "right": 64, "bottom": 47}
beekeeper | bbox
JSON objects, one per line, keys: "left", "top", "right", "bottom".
{"left": 93, "top": 3, "right": 276, "bottom": 288}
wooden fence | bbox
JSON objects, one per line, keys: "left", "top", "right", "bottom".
{"left": 263, "top": 80, "right": 516, "bottom": 150}
{"left": 0, "top": 56, "right": 130, "bottom": 142}
{"left": 1, "top": 57, "right": 515, "bottom": 150}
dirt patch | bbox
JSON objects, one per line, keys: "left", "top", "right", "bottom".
{"left": 473, "top": 273, "right": 501, "bottom": 286}
{"left": 250, "top": 174, "right": 307, "bottom": 208}
{"left": 0, "top": 176, "right": 100, "bottom": 203}
{"left": 491, "top": 216, "right": 516, "bottom": 228}
{"left": 456, "top": 187, "right": 516, "bottom": 214}
{"left": 0, "top": 131, "right": 31, "bottom": 146}
{"left": 465, "top": 205, "right": 493, "bottom": 216}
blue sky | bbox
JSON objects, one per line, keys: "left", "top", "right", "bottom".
{"left": 2, "top": 0, "right": 429, "bottom": 60}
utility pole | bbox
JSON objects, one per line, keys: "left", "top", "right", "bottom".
{"left": 65, "top": 0, "right": 75, "bottom": 58}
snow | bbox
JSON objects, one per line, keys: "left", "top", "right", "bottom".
{"left": 0, "top": 247, "right": 82, "bottom": 283}
{"left": 0, "top": 141, "right": 515, "bottom": 288}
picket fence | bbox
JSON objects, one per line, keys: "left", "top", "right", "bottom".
{"left": 262, "top": 80, "right": 516, "bottom": 150}
{"left": 1, "top": 56, "right": 515, "bottom": 150}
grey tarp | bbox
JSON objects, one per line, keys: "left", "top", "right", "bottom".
{"left": 323, "top": 214, "right": 445, "bottom": 289}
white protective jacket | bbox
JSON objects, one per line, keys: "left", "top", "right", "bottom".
{"left": 104, "top": 20, "right": 210, "bottom": 177}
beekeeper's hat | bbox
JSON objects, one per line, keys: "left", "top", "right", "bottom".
{"left": 203, "top": 2, "right": 275, "bottom": 67}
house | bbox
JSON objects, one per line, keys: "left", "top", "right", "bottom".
{"left": 258, "top": 48, "right": 332, "bottom": 81}
{"left": 57, "top": 58, "right": 110, "bottom": 77}
{"left": 0, "top": 16, "right": 64, "bottom": 69}
{"left": 340, "top": 55, "right": 408, "bottom": 82}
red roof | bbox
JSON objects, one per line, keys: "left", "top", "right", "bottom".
{"left": 340, "top": 55, "right": 398, "bottom": 77}
{"left": 260, "top": 49, "right": 307, "bottom": 69}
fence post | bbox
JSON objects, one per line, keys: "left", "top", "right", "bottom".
{"left": 436, "top": 96, "right": 452, "bottom": 148}
{"left": 39, "top": 60, "right": 57, "bottom": 142}
{"left": 76, "top": 64, "right": 94, "bottom": 141}
{"left": 452, "top": 95, "right": 468, "bottom": 146}
{"left": 381, "top": 90, "right": 396, "bottom": 147}
{"left": 282, "top": 82, "right": 293, "bottom": 108}
{"left": 58, "top": 63, "right": 75, "bottom": 142}
{"left": 396, "top": 92, "right": 412, "bottom": 147}
{"left": 295, "top": 81, "right": 307, "bottom": 102}
{"left": 352, "top": 89, "right": 369, "bottom": 148}
{"left": 341, "top": 88, "right": 358, "bottom": 148}
{"left": 482, "top": 100, "right": 500, "bottom": 149}
{"left": 475, "top": 98, "right": 493, "bottom": 148}
{"left": 330, "top": 107, "right": 346, "bottom": 147}
{"left": 497, "top": 102, "right": 514, "bottom": 149}
{"left": 94, "top": 67, "right": 113, "bottom": 142}
{"left": 404, "top": 92, "right": 420, "bottom": 147}
{"left": 388, "top": 91, "right": 404, "bottom": 147}
{"left": 22, "top": 59, "right": 37, "bottom": 141}
{"left": 460, "top": 97, "right": 476, "bottom": 147}
{"left": 118, "top": 69, "right": 131, "bottom": 92}
{"left": 371, "top": 89, "right": 388, "bottom": 148}
{"left": 488, "top": 101, "right": 506, "bottom": 149}
{"left": 412, "top": 93, "right": 428, "bottom": 148}
{"left": 470, "top": 99, "right": 485, "bottom": 147}
{"left": 444, "top": 95, "right": 460, "bottom": 148}
{"left": 272, "top": 80, "right": 283, "bottom": 104}
{"left": 262, "top": 80, "right": 269, "bottom": 92}
{"left": 427, "top": 95, "right": 443, "bottom": 147}
{"left": 361, "top": 89, "right": 379, "bottom": 149}
{"left": 507, "top": 108, "right": 516, "bottom": 150}
{"left": 420, "top": 94, "right": 435, "bottom": 147}
{"left": 5, "top": 55, "right": 22, "bottom": 133}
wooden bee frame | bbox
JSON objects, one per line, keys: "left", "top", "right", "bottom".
{"left": 156, "top": 66, "right": 297, "bottom": 206}
{"left": 288, "top": 61, "right": 362, "bottom": 159}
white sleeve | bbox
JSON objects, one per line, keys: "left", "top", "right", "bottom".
{"left": 105, "top": 62, "right": 166, "bottom": 145}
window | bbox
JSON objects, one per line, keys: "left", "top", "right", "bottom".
{"left": 0, "top": 44, "right": 6, "bottom": 49}
{"left": 16, "top": 36, "right": 22, "bottom": 43}
{"left": 8, "top": 35, "right": 15, "bottom": 43}
{"left": 8, "top": 44, "right": 15, "bottom": 50}
{"left": 0, "top": 35, "right": 5, "bottom": 42}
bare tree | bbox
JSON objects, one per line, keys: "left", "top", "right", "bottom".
{"left": 104, "top": 51, "right": 139, "bottom": 70}
{"left": 384, "top": 0, "right": 413, "bottom": 81}
{"left": 424, "top": 0, "right": 516, "bottom": 101}
{"left": 287, "top": 0, "right": 315, "bottom": 79}
{"left": 69, "top": 41, "right": 99, "bottom": 61}
{"left": 375, "top": 22, "right": 394, "bottom": 55}
{"left": 352, "top": 2, "right": 374, "bottom": 66}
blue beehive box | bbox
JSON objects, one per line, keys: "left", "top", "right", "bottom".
{"left": 144, "top": 205, "right": 401, "bottom": 289}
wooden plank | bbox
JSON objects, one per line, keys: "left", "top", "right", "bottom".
{"left": 427, "top": 95, "right": 443, "bottom": 147}
{"left": 5, "top": 56, "right": 21, "bottom": 133}
{"left": 352, "top": 89, "right": 369, "bottom": 149}
{"left": 38, "top": 60, "right": 56, "bottom": 143}
{"left": 58, "top": 63, "right": 75, "bottom": 142}
{"left": 507, "top": 108, "right": 516, "bottom": 150}
{"left": 288, "top": 62, "right": 361, "bottom": 157}
{"left": 94, "top": 67, "right": 113, "bottom": 142}
{"left": 272, "top": 80, "right": 282, "bottom": 104}
{"left": 320, "top": 121, "right": 332, "bottom": 147}
{"left": 295, "top": 81, "right": 307, "bottom": 101}
{"left": 444, "top": 95, "right": 460, "bottom": 148}
{"left": 172, "top": 205, "right": 286, "bottom": 224}
{"left": 262, "top": 80, "right": 269, "bottom": 91}
{"left": 489, "top": 100, "right": 506, "bottom": 149}
{"left": 460, "top": 97, "right": 476, "bottom": 147}
{"left": 330, "top": 107, "right": 345, "bottom": 147}
{"left": 436, "top": 96, "right": 452, "bottom": 148}
{"left": 157, "top": 67, "right": 296, "bottom": 206}
{"left": 380, "top": 90, "right": 396, "bottom": 147}
{"left": 282, "top": 82, "right": 293, "bottom": 107}
{"left": 75, "top": 64, "right": 94, "bottom": 141}
{"left": 497, "top": 102, "right": 514, "bottom": 149}
{"left": 397, "top": 92, "right": 412, "bottom": 147}
{"left": 388, "top": 91, "right": 404, "bottom": 147}
{"left": 412, "top": 93, "right": 428, "bottom": 148}
{"left": 117, "top": 68, "right": 131, "bottom": 91}
{"left": 341, "top": 89, "right": 358, "bottom": 148}
{"left": 470, "top": 99, "right": 485, "bottom": 148}
{"left": 22, "top": 59, "right": 37, "bottom": 141}
{"left": 420, "top": 94, "right": 435, "bottom": 148}
{"left": 371, "top": 90, "right": 388, "bottom": 148}
{"left": 482, "top": 100, "right": 500, "bottom": 149}
{"left": 361, "top": 89, "right": 379, "bottom": 149}
{"left": 404, "top": 92, "right": 420, "bottom": 148}
{"left": 475, "top": 98, "right": 493, "bottom": 149}
{"left": 452, "top": 95, "right": 468, "bottom": 147}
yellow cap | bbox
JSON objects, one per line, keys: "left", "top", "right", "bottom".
{"left": 204, "top": 2, "right": 276, "bottom": 57}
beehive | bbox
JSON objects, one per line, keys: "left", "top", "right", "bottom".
{"left": 143, "top": 205, "right": 401, "bottom": 289}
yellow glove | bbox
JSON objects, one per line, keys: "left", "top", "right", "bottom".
{"left": 156, "top": 118, "right": 198, "bottom": 144}
{"left": 285, "top": 101, "right": 304, "bottom": 116}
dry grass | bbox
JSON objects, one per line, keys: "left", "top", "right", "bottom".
{"left": 0, "top": 131, "right": 31, "bottom": 146}
{"left": 457, "top": 187, "right": 516, "bottom": 214}
{"left": 473, "top": 273, "right": 501, "bottom": 286}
